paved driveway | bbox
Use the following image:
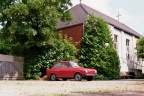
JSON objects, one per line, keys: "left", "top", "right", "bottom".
{"left": 0, "top": 79, "right": 144, "bottom": 96}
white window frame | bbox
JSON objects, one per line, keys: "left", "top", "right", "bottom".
{"left": 126, "top": 39, "right": 130, "bottom": 60}
{"left": 114, "top": 34, "right": 118, "bottom": 51}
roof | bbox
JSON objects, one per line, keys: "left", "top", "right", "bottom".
{"left": 57, "top": 4, "right": 141, "bottom": 38}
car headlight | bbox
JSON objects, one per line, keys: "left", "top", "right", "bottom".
{"left": 85, "top": 69, "right": 88, "bottom": 73}
{"left": 95, "top": 70, "right": 97, "bottom": 73}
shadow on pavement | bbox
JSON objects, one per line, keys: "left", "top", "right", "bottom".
{"left": 67, "top": 91, "right": 144, "bottom": 96}
{"left": 119, "top": 79, "right": 144, "bottom": 81}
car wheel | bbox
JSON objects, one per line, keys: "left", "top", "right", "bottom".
{"left": 50, "top": 74, "right": 57, "bottom": 81}
{"left": 86, "top": 77, "right": 93, "bottom": 81}
{"left": 62, "top": 78, "right": 67, "bottom": 81}
{"left": 74, "top": 73, "right": 82, "bottom": 81}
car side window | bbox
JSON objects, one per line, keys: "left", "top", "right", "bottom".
{"left": 52, "top": 63, "right": 61, "bottom": 68}
{"left": 62, "top": 63, "right": 71, "bottom": 68}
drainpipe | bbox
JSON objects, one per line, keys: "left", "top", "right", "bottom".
{"left": 82, "top": 24, "right": 84, "bottom": 35}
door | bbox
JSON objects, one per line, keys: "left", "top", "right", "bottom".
{"left": 51, "top": 63, "right": 62, "bottom": 77}
{"left": 60, "top": 63, "right": 74, "bottom": 78}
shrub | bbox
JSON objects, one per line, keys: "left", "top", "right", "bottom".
{"left": 23, "top": 33, "right": 77, "bottom": 79}
{"left": 79, "top": 14, "right": 120, "bottom": 80}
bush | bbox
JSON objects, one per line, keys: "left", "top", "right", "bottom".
{"left": 23, "top": 33, "right": 77, "bottom": 79}
{"left": 79, "top": 14, "right": 120, "bottom": 80}
{"left": 93, "top": 74, "right": 109, "bottom": 80}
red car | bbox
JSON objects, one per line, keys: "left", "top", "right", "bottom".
{"left": 46, "top": 61, "right": 97, "bottom": 81}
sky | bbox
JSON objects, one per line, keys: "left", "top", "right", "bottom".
{"left": 71, "top": 0, "right": 144, "bottom": 35}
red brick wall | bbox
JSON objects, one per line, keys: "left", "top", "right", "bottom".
{"left": 60, "top": 24, "right": 83, "bottom": 49}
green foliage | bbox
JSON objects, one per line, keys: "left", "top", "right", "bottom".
{"left": 0, "top": 0, "right": 76, "bottom": 79}
{"left": 0, "top": 41, "right": 11, "bottom": 54}
{"left": 79, "top": 14, "right": 120, "bottom": 80}
{"left": 136, "top": 36, "right": 144, "bottom": 59}
{"left": 0, "top": 29, "right": 10, "bottom": 54}
{"left": 23, "top": 33, "right": 77, "bottom": 79}
{"left": 0, "top": 0, "right": 73, "bottom": 52}
{"left": 93, "top": 74, "right": 109, "bottom": 80}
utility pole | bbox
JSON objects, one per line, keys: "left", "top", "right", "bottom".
{"left": 116, "top": 13, "right": 121, "bottom": 22}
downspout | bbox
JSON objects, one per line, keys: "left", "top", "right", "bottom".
{"left": 82, "top": 24, "right": 84, "bottom": 35}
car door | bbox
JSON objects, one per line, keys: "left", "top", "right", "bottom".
{"left": 60, "top": 63, "right": 74, "bottom": 77}
{"left": 52, "top": 63, "right": 62, "bottom": 77}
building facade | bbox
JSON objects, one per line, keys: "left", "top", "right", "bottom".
{"left": 57, "top": 4, "right": 144, "bottom": 77}
{"left": 109, "top": 25, "right": 143, "bottom": 76}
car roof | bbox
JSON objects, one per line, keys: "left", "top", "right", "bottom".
{"left": 54, "top": 61, "right": 71, "bottom": 64}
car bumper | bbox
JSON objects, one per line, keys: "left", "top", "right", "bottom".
{"left": 84, "top": 74, "right": 96, "bottom": 77}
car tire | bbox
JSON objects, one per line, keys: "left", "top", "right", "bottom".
{"left": 74, "top": 73, "right": 82, "bottom": 81}
{"left": 86, "top": 77, "right": 93, "bottom": 81}
{"left": 62, "top": 78, "right": 67, "bottom": 81}
{"left": 50, "top": 74, "right": 57, "bottom": 81}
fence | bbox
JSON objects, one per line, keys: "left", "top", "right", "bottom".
{"left": 0, "top": 54, "right": 24, "bottom": 80}
{"left": 120, "top": 57, "right": 143, "bottom": 70}
{"left": 127, "top": 60, "right": 143, "bottom": 70}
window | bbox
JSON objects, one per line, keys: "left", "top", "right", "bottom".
{"left": 126, "top": 53, "right": 130, "bottom": 60}
{"left": 114, "top": 34, "right": 118, "bottom": 50}
{"left": 52, "top": 63, "right": 61, "bottom": 68}
{"left": 126, "top": 39, "right": 130, "bottom": 46}
{"left": 61, "top": 63, "right": 71, "bottom": 68}
{"left": 126, "top": 39, "right": 130, "bottom": 60}
{"left": 70, "top": 62, "right": 80, "bottom": 68}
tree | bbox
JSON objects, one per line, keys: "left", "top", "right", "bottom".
{"left": 0, "top": 28, "right": 11, "bottom": 54}
{"left": 24, "top": 33, "right": 77, "bottom": 79}
{"left": 0, "top": 0, "right": 77, "bottom": 79}
{"left": 136, "top": 36, "right": 144, "bottom": 59}
{"left": 79, "top": 14, "right": 120, "bottom": 80}
{"left": 0, "top": 0, "right": 73, "bottom": 55}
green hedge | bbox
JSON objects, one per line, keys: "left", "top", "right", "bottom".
{"left": 79, "top": 14, "right": 120, "bottom": 80}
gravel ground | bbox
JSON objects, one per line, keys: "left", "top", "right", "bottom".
{"left": 0, "top": 79, "right": 144, "bottom": 96}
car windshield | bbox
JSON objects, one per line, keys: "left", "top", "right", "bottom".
{"left": 70, "top": 62, "right": 80, "bottom": 68}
